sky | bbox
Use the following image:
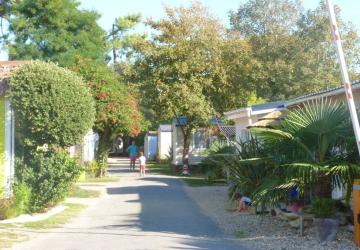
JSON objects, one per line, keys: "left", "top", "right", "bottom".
{"left": 77, "top": 0, "right": 360, "bottom": 33}
{"left": 1, "top": 0, "right": 359, "bottom": 60}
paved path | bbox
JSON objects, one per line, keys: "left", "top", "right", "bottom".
{"left": 11, "top": 158, "right": 244, "bottom": 250}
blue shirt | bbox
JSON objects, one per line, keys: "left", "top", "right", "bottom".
{"left": 128, "top": 145, "right": 138, "bottom": 156}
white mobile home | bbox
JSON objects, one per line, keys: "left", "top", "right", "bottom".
{"left": 224, "top": 101, "right": 285, "bottom": 142}
{"left": 0, "top": 61, "right": 25, "bottom": 198}
{"left": 157, "top": 124, "right": 172, "bottom": 161}
{"left": 144, "top": 131, "right": 158, "bottom": 161}
{"left": 171, "top": 118, "right": 211, "bottom": 166}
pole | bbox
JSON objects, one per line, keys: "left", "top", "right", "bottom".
{"left": 326, "top": 0, "right": 360, "bottom": 246}
{"left": 326, "top": 0, "right": 360, "bottom": 154}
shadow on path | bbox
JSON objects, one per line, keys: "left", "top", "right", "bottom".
{"left": 106, "top": 176, "right": 245, "bottom": 250}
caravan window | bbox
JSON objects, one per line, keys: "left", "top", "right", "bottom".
{"left": 193, "top": 129, "right": 207, "bottom": 149}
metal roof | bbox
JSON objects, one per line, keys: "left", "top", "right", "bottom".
{"left": 286, "top": 80, "right": 360, "bottom": 106}
{"left": 251, "top": 101, "right": 285, "bottom": 112}
{"left": 158, "top": 124, "right": 172, "bottom": 132}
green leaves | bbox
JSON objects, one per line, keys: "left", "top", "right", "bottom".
{"left": 9, "top": 61, "right": 95, "bottom": 148}
{"left": 230, "top": 0, "right": 360, "bottom": 101}
{"left": 132, "top": 2, "right": 257, "bottom": 132}
{"left": 7, "top": 0, "right": 107, "bottom": 67}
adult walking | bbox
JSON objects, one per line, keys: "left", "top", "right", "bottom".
{"left": 126, "top": 141, "right": 138, "bottom": 171}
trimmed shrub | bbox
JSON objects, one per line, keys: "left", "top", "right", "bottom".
{"left": 9, "top": 61, "right": 95, "bottom": 148}
{"left": 16, "top": 151, "right": 82, "bottom": 212}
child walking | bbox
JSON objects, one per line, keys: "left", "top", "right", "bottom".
{"left": 138, "top": 152, "right": 146, "bottom": 176}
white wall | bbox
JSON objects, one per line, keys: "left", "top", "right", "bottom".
{"left": 171, "top": 122, "right": 207, "bottom": 166}
{"left": 158, "top": 131, "right": 172, "bottom": 160}
{"left": 82, "top": 130, "right": 99, "bottom": 162}
{"left": 144, "top": 134, "right": 158, "bottom": 160}
{"left": 3, "top": 97, "right": 15, "bottom": 198}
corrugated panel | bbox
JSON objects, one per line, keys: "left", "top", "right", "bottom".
{"left": 0, "top": 97, "right": 5, "bottom": 197}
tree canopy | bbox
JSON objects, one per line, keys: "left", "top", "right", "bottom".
{"left": 7, "top": 0, "right": 108, "bottom": 66}
{"left": 130, "top": 2, "right": 258, "bottom": 165}
{"left": 229, "top": 0, "right": 360, "bottom": 101}
{"left": 72, "top": 58, "right": 146, "bottom": 159}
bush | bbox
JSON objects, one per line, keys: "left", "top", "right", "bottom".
{"left": 16, "top": 151, "right": 82, "bottom": 212}
{"left": 0, "top": 184, "right": 31, "bottom": 219}
{"left": 311, "top": 197, "right": 335, "bottom": 218}
{"left": 83, "top": 161, "right": 107, "bottom": 178}
{"left": 9, "top": 61, "right": 95, "bottom": 148}
{"left": 199, "top": 140, "right": 235, "bottom": 181}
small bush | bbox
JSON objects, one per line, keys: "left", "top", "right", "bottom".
{"left": 83, "top": 161, "right": 107, "bottom": 178}
{"left": 311, "top": 197, "right": 335, "bottom": 218}
{"left": 199, "top": 140, "right": 235, "bottom": 181}
{"left": 0, "top": 184, "right": 31, "bottom": 219}
{"left": 16, "top": 151, "right": 82, "bottom": 212}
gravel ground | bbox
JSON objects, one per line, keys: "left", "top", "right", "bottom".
{"left": 184, "top": 185, "right": 359, "bottom": 250}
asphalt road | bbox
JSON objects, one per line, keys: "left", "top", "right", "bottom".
{"left": 11, "top": 158, "right": 245, "bottom": 250}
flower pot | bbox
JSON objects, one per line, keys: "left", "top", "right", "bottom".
{"left": 313, "top": 218, "right": 339, "bottom": 242}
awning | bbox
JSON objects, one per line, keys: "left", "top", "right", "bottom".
{"left": 247, "top": 110, "right": 286, "bottom": 128}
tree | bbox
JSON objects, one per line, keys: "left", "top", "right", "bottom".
{"left": 131, "top": 2, "right": 256, "bottom": 168}
{"left": 7, "top": 0, "right": 107, "bottom": 66}
{"left": 9, "top": 61, "right": 95, "bottom": 149}
{"left": 72, "top": 58, "right": 146, "bottom": 162}
{"left": 108, "top": 13, "right": 144, "bottom": 64}
{"left": 229, "top": 0, "right": 360, "bottom": 101}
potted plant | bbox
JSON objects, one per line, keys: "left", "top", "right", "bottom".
{"left": 311, "top": 197, "right": 339, "bottom": 242}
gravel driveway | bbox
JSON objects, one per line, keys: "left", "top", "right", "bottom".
{"left": 10, "top": 158, "right": 244, "bottom": 250}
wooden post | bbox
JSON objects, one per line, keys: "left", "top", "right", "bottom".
{"left": 354, "top": 179, "right": 360, "bottom": 246}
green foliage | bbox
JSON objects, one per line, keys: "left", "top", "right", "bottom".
{"left": 311, "top": 197, "right": 335, "bottom": 218}
{"left": 249, "top": 100, "right": 360, "bottom": 204}
{"left": 200, "top": 140, "right": 235, "bottom": 181}
{"left": 16, "top": 151, "right": 82, "bottom": 212}
{"left": 83, "top": 161, "right": 107, "bottom": 178}
{"left": 109, "top": 13, "right": 145, "bottom": 64}
{"left": 72, "top": 58, "right": 146, "bottom": 161}
{"left": 229, "top": 0, "right": 360, "bottom": 101}
{"left": 9, "top": 61, "right": 95, "bottom": 148}
{"left": 131, "top": 2, "right": 257, "bottom": 165}
{"left": 224, "top": 138, "right": 277, "bottom": 204}
{"left": 222, "top": 100, "right": 360, "bottom": 208}
{"left": 0, "top": 184, "right": 31, "bottom": 219}
{"left": 7, "top": 0, "right": 107, "bottom": 66}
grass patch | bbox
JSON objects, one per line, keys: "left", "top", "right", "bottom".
{"left": 147, "top": 163, "right": 226, "bottom": 187}
{"left": 0, "top": 203, "right": 87, "bottom": 230}
{"left": 0, "top": 230, "right": 29, "bottom": 250}
{"left": 68, "top": 186, "right": 101, "bottom": 198}
{"left": 234, "top": 230, "right": 246, "bottom": 238}
{"left": 21, "top": 203, "right": 86, "bottom": 229}
{"left": 0, "top": 203, "right": 86, "bottom": 248}
{"left": 78, "top": 176, "right": 119, "bottom": 183}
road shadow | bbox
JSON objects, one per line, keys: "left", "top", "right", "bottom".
{"left": 106, "top": 176, "right": 244, "bottom": 250}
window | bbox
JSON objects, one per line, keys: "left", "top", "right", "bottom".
{"left": 193, "top": 129, "right": 207, "bottom": 149}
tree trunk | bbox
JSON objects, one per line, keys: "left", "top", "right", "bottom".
{"left": 112, "top": 24, "right": 117, "bottom": 64}
{"left": 181, "top": 128, "right": 191, "bottom": 175}
{"left": 314, "top": 175, "right": 332, "bottom": 199}
{"left": 95, "top": 129, "right": 112, "bottom": 177}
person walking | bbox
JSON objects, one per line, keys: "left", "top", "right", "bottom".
{"left": 138, "top": 152, "right": 146, "bottom": 177}
{"left": 126, "top": 141, "right": 138, "bottom": 171}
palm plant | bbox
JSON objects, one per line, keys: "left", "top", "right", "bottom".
{"left": 219, "top": 137, "right": 276, "bottom": 203}
{"left": 250, "top": 98, "right": 360, "bottom": 205}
